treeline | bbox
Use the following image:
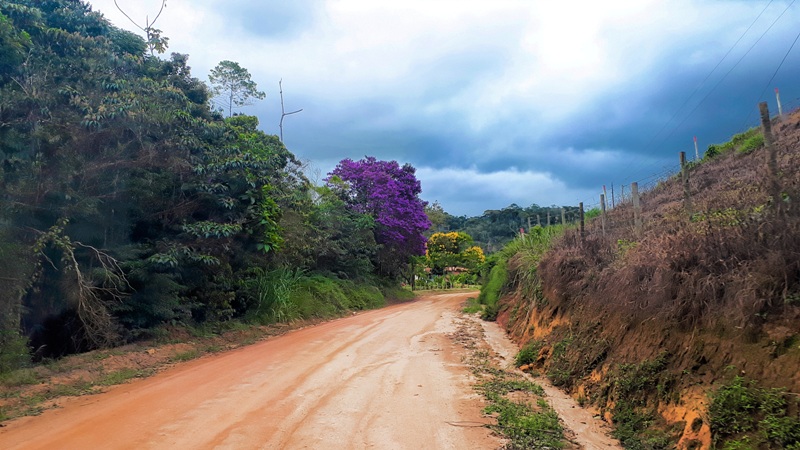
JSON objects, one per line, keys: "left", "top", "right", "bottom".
{"left": 0, "top": 1, "right": 425, "bottom": 367}
{"left": 428, "top": 202, "right": 580, "bottom": 253}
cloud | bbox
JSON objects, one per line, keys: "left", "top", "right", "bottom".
{"left": 210, "top": 0, "right": 323, "bottom": 40}
{"left": 416, "top": 166, "right": 595, "bottom": 217}
{"left": 88, "top": 0, "right": 800, "bottom": 218}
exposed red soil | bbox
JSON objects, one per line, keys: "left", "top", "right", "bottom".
{"left": 0, "top": 293, "right": 501, "bottom": 449}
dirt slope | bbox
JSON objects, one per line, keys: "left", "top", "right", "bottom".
{"left": 0, "top": 293, "right": 502, "bottom": 449}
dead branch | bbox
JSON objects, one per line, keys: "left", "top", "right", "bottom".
{"left": 279, "top": 79, "right": 302, "bottom": 142}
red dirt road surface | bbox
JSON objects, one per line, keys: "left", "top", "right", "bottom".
{"left": 0, "top": 292, "right": 501, "bottom": 449}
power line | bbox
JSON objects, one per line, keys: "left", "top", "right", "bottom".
{"left": 741, "top": 17, "right": 800, "bottom": 127}
{"left": 628, "top": 0, "right": 796, "bottom": 181}
{"left": 642, "top": 1, "right": 774, "bottom": 151}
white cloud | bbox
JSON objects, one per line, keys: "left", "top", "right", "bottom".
{"left": 416, "top": 166, "right": 594, "bottom": 216}
{"left": 87, "top": 0, "right": 800, "bottom": 216}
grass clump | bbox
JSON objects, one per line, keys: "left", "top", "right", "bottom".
{"left": 515, "top": 340, "right": 543, "bottom": 367}
{"left": 0, "top": 368, "right": 42, "bottom": 387}
{"left": 705, "top": 127, "right": 761, "bottom": 159}
{"left": 603, "top": 353, "right": 676, "bottom": 449}
{"left": 171, "top": 349, "right": 200, "bottom": 362}
{"left": 485, "top": 397, "right": 564, "bottom": 449}
{"left": 478, "top": 258, "right": 507, "bottom": 321}
{"left": 462, "top": 297, "right": 483, "bottom": 314}
{"left": 709, "top": 376, "right": 800, "bottom": 449}
{"left": 737, "top": 133, "right": 764, "bottom": 155}
{"left": 478, "top": 225, "right": 564, "bottom": 322}
{"left": 98, "top": 368, "right": 151, "bottom": 386}
{"left": 478, "top": 370, "right": 564, "bottom": 449}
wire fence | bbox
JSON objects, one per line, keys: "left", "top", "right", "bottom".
{"left": 569, "top": 96, "right": 800, "bottom": 221}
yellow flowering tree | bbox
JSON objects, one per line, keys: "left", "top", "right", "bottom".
{"left": 426, "top": 231, "right": 483, "bottom": 274}
{"left": 461, "top": 246, "right": 486, "bottom": 271}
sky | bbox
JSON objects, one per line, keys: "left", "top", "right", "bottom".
{"left": 87, "top": 0, "right": 800, "bottom": 217}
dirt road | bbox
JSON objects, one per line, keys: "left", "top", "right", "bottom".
{"left": 0, "top": 293, "right": 501, "bottom": 449}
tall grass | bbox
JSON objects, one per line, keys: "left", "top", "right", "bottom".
{"left": 242, "top": 267, "right": 303, "bottom": 324}
{"left": 478, "top": 225, "right": 565, "bottom": 320}
{"left": 241, "top": 269, "right": 389, "bottom": 324}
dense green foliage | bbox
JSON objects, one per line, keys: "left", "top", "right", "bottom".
{"left": 709, "top": 376, "right": 800, "bottom": 449}
{"left": 477, "top": 225, "right": 564, "bottom": 320}
{"left": 0, "top": 1, "right": 420, "bottom": 367}
{"left": 439, "top": 203, "right": 579, "bottom": 253}
{"left": 704, "top": 127, "right": 762, "bottom": 160}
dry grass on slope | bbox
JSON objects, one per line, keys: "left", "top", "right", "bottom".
{"left": 501, "top": 111, "right": 800, "bottom": 449}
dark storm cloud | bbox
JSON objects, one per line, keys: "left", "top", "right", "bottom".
{"left": 91, "top": 0, "right": 800, "bottom": 216}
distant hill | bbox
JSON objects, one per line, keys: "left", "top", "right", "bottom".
{"left": 436, "top": 204, "right": 581, "bottom": 253}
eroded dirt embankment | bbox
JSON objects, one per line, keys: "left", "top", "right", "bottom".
{"left": 495, "top": 111, "right": 800, "bottom": 449}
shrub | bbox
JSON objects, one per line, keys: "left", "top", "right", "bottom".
{"left": 515, "top": 340, "right": 543, "bottom": 367}
{"left": 709, "top": 376, "right": 800, "bottom": 448}
{"left": 737, "top": 133, "right": 764, "bottom": 154}
{"left": 478, "top": 258, "right": 508, "bottom": 320}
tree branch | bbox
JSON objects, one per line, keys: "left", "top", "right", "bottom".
{"left": 279, "top": 79, "right": 302, "bottom": 142}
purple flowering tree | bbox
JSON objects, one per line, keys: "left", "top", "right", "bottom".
{"left": 327, "top": 157, "right": 431, "bottom": 278}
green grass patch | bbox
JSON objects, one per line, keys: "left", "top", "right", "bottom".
{"left": 709, "top": 376, "right": 800, "bottom": 449}
{"left": 0, "top": 368, "right": 42, "bottom": 387}
{"left": 462, "top": 297, "right": 483, "bottom": 314}
{"left": 515, "top": 340, "right": 544, "bottom": 367}
{"left": 737, "top": 133, "right": 764, "bottom": 154}
{"left": 478, "top": 258, "right": 507, "bottom": 321}
{"left": 98, "top": 368, "right": 151, "bottom": 386}
{"left": 485, "top": 396, "right": 563, "bottom": 449}
{"left": 46, "top": 379, "right": 93, "bottom": 398}
{"left": 705, "top": 127, "right": 761, "bottom": 160}
{"left": 478, "top": 226, "right": 565, "bottom": 322}
{"left": 602, "top": 353, "right": 677, "bottom": 449}
{"left": 171, "top": 349, "right": 200, "bottom": 362}
{"left": 467, "top": 334, "right": 567, "bottom": 449}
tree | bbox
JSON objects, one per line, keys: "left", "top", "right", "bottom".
{"left": 208, "top": 60, "right": 265, "bottom": 117}
{"left": 327, "top": 157, "right": 430, "bottom": 278}
{"left": 426, "top": 231, "right": 483, "bottom": 274}
{"left": 424, "top": 201, "right": 448, "bottom": 236}
{"left": 113, "top": 0, "right": 169, "bottom": 55}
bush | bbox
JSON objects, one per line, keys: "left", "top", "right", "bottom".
{"left": 737, "top": 133, "right": 764, "bottom": 154}
{"left": 709, "top": 376, "right": 760, "bottom": 436}
{"left": 709, "top": 376, "right": 800, "bottom": 448}
{"left": 478, "top": 258, "right": 508, "bottom": 318}
{"left": 515, "top": 340, "right": 543, "bottom": 367}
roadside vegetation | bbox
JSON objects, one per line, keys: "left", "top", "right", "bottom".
{"left": 0, "top": 0, "right": 428, "bottom": 383}
{"left": 452, "top": 315, "right": 569, "bottom": 449}
{"left": 489, "top": 112, "right": 800, "bottom": 448}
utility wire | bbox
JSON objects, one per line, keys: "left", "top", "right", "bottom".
{"left": 628, "top": 0, "right": 796, "bottom": 181}
{"left": 640, "top": 0, "right": 774, "bottom": 152}
{"left": 741, "top": 19, "right": 800, "bottom": 127}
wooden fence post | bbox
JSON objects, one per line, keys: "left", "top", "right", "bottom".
{"left": 579, "top": 202, "right": 585, "bottom": 241}
{"left": 680, "top": 151, "right": 692, "bottom": 216}
{"left": 547, "top": 210, "right": 551, "bottom": 226}
{"left": 600, "top": 194, "right": 607, "bottom": 237}
{"left": 527, "top": 216, "right": 532, "bottom": 232}
{"left": 561, "top": 208, "right": 566, "bottom": 226}
{"left": 632, "top": 182, "right": 642, "bottom": 238}
{"left": 759, "top": 101, "right": 783, "bottom": 215}
{"left": 537, "top": 214, "right": 541, "bottom": 226}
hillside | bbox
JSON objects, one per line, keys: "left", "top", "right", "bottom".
{"left": 487, "top": 109, "right": 800, "bottom": 449}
